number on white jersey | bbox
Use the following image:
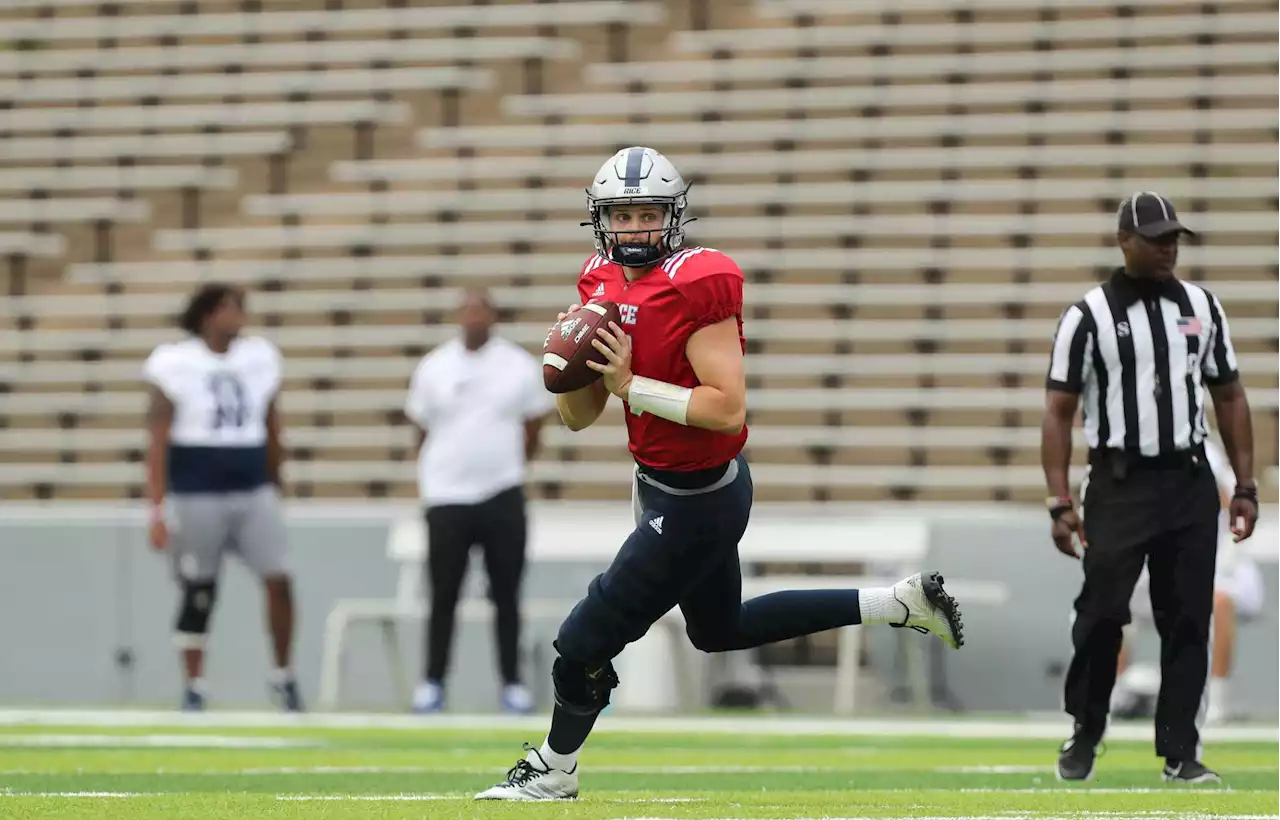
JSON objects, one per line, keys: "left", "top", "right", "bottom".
{"left": 208, "top": 372, "right": 249, "bottom": 430}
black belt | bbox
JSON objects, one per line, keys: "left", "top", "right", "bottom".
{"left": 1089, "top": 445, "right": 1205, "bottom": 474}
{"left": 636, "top": 460, "right": 732, "bottom": 491}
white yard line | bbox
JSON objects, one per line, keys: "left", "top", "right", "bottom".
{"left": 243, "top": 764, "right": 841, "bottom": 774}
{"left": 0, "top": 708, "right": 1273, "bottom": 742}
{"left": 275, "top": 794, "right": 707, "bottom": 802}
{"left": 0, "top": 733, "right": 315, "bottom": 748}
{"left": 604, "top": 813, "right": 1280, "bottom": 818}
{"left": 0, "top": 792, "right": 147, "bottom": 798}
{"left": 936, "top": 765, "right": 1054, "bottom": 773}
{"left": 241, "top": 765, "right": 431, "bottom": 775}
{"left": 276, "top": 794, "right": 461, "bottom": 801}
{"left": 2, "top": 791, "right": 1273, "bottom": 814}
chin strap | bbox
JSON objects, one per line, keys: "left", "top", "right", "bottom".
{"left": 610, "top": 243, "right": 665, "bottom": 268}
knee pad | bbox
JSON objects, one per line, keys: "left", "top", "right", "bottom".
{"left": 551, "top": 644, "right": 619, "bottom": 716}
{"left": 173, "top": 580, "right": 217, "bottom": 650}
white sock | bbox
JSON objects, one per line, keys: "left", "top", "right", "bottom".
{"left": 186, "top": 677, "right": 205, "bottom": 693}
{"left": 271, "top": 667, "right": 293, "bottom": 685}
{"left": 859, "top": 588, "right": 906, "bottom": 625}
{"left": 1208, "top": 677, "right": 1229, "bottom": 710}
{"left": 530, "top": 738, "right": 578, "bottom": 772}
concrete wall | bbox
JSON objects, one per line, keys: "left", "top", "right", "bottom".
{"left": 0, "top": 502, "right": 1274, "bottom": 716}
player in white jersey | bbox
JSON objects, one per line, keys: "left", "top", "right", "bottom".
{"left": 144, "top": 284, "right": 301, "bottom": 712}
{"left": 1108, "top": 437, "right": 1266, "bottom": 725}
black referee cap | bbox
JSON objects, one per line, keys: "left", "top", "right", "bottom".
{"left": 1117, "top": 191, "right": 1195, "bottom": 239}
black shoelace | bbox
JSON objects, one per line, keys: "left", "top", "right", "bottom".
{"left": 499, "top": 743, "right": 548, "bottom": 787}
{"left": 888, "top": 592, "right": 928, "bottom": 634}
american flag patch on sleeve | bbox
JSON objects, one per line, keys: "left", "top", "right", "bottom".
{"left": 1176, "top": 316, "right": 1203, "bottom": 335}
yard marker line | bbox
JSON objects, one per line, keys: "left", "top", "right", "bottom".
{"left": 0, "top": 708, "right": 1273, "bottom": 741}
{"left": 0, "top": 792, "right": 147, "bottom": 798}
{"left": 242, "top": 764, "right": 837, "bottom": 774}
{"left": 603, "top": 816, "right": 1278, "bottom": 820}
{"left": 935, "top": 765, "right": 1054, "bottom": 773}
{"left": 0, "top": 733, "right": 314, "bottom": 749}
{"left": 275, "top": 794, "right": 463, "bottom": 801}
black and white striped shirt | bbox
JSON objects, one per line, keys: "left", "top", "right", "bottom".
{"left": 1046, "top": 268, "right": 1239, "bottom": 455}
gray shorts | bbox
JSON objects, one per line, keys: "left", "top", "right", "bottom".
{"left": 169, "top": 485, "right": 289, "bottom": 582}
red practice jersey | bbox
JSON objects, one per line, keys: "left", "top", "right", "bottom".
{"left": 576, "top": 246, "right": 749, "bottom": 471}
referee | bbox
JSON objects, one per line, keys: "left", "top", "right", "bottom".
{"left": 1040, "top": 192, "right": 1258, "bottom": 785}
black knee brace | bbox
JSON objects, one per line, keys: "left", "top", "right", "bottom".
{"left": 551, "top": 644, "right": 619, "bottom": 716}
{"left": 173, "top": 580, "right": 217, "bottom": 649}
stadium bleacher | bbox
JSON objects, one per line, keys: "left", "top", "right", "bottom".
{"left": 0, "top": 0, "right": 1274, "bottom": 503}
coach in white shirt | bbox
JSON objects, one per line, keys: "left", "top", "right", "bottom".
{"left": 404, "top": 287, "right": 555, "bottom": 715}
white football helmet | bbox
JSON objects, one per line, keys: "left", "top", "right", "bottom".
{"left": 585, "top": 146, "right": 691, "bottom": 268}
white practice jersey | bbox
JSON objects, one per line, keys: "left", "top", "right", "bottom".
{"left": 144, "top": 337, "right": 282, "bottom": 495}
{"left": 144, "top": 336, "right": 281, "bottom": 447}
{"left": 405, "top": 336, "right": 554, "bottom": 506}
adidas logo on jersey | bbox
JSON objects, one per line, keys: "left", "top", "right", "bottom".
{"left": 591, "top": 283, "right": 605, "bottom": 298}
{"left": 649, "top": 516, "right": 664, "bottom": 535}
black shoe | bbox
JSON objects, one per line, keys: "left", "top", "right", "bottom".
{"left": 271, "top": 679, "right": 304, "bottom": 713}
{"left": 1056, "top": 732, "right": 1099, "bottom": 781}
{"left": 180, "top": 687, "right": 205, "bottom": 713}
{"left": 1163, "top": 759, "right": 1221, "bottom": 784}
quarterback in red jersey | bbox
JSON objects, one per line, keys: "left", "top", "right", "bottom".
{"left": 577, "top": 241, "right": 748, "bottom": 471}
{"left": 477, "top": 147, "right": 966, "bottom": 801}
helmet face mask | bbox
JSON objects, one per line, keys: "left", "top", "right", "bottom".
{"left": 586, "top": 146, "right": 690, "bottom": 268}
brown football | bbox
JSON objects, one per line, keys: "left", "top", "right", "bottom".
{"left": 542, "top": 301, "right": 624, "bottom": 394}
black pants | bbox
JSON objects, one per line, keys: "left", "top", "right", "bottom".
{"left": 424, "top": 486, "right": 526, "bottom": 685}
{"left": 556, "top": 455, "right": 867, "bottom": 665}
{"left": 1066, "top": 452, "right": 1219, "bottom": 760}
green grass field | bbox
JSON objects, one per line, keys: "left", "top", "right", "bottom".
{"left": 0, "top": 713, "right": 1274, "bottom": 819}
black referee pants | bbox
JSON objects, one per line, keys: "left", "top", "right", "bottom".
{"left": 423, "top": 486, "right": 527, "bottom": 686}
{"left": 1066, "top": 452, "right": 1219, "bottom": 760}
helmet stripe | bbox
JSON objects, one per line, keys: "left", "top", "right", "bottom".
{"left": 623, "top": 147, "right": 645, "bottom": 188}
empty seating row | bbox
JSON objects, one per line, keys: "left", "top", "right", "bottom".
{"left": 754, "top": 0, "right": 1262, "bottom": 13}
{"left": 4, "top": 352, "right": 1273, "bottom": 386}
{"left": 5, "top": 317, "right": 1276, "bottom": 356}
{"left": 12, "top": 386, "right": 1275, "bottom": 418}
{"left": 5, "top": 0, "right": 237, "bottom": 9}
{"left": 331, "top": 144, "right": 1278, "bottom": 184}
{"left": 151, "top": 213, "right": 1278, "bottom": 254}
{"left": 16, "top": 0, "right": 1232, "bottom": 15}
{"left": 586, "top": 43, "right": 1278, "bottom": 86}
{"left": 504, "top": 75, "right": 1278, "bottom": 118}
{"left": 0, "top": 233, "right": 66, "bottom": 257}
{"left": 0, "top": 460, "right": 1088, "bottom": 493}
{"left": 0, "top": 36, "right": 578, "bottom": 76}
{"left": 4, "top": 2, "right": 666, "bottom": 43}
{"left": 6, "top": 282, "right": 1276, "bottom": 322}
{"left": 0, "top": 66, "right": 492, "bottom": 105}
{"left": 0, "top": 197, "right": 148, "bottom": 223}
{"left": 673, "top": 12, "right": 1277, "bottom": 54}
{"left": 0, "top": 165, "right": 236, "bottom": 192}
{"left": 421, "top": 110, "right": 1278, "bottom": 150}
{"left": 0, "top": 424, "right": 1072, "bottom": 453}
{"left": 67, "top": 246, "right": 1280, "bottom": 285}
{"left": 243, "top": 178, "right": 1279, "bottom": 220}
{"left": 0, "top": 100, "right": 408, "bottom": 134}
{"left": 0, "top": 132, "right": 291, "bottom": 163}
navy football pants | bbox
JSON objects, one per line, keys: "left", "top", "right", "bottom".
{"left": 555, "top": 455, "right": 864, "bottom": 666}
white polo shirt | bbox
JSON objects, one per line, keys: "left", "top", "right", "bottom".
{"left": 404, "top": 336, "right": 555, "bottom": 507}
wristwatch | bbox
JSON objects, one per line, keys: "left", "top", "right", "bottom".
{"left": 1046, "top": 495, "right": 1074, "bottom": 520}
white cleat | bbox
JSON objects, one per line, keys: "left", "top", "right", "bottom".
{"left": 474, "top": 745, "right": 579, "bottom": 801}
{"left": 890, "top": 570, "right": 965, "bottom": 649}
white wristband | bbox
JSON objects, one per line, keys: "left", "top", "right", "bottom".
{"left": 627, "top": 376, "right": 693, "bottom": 426}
